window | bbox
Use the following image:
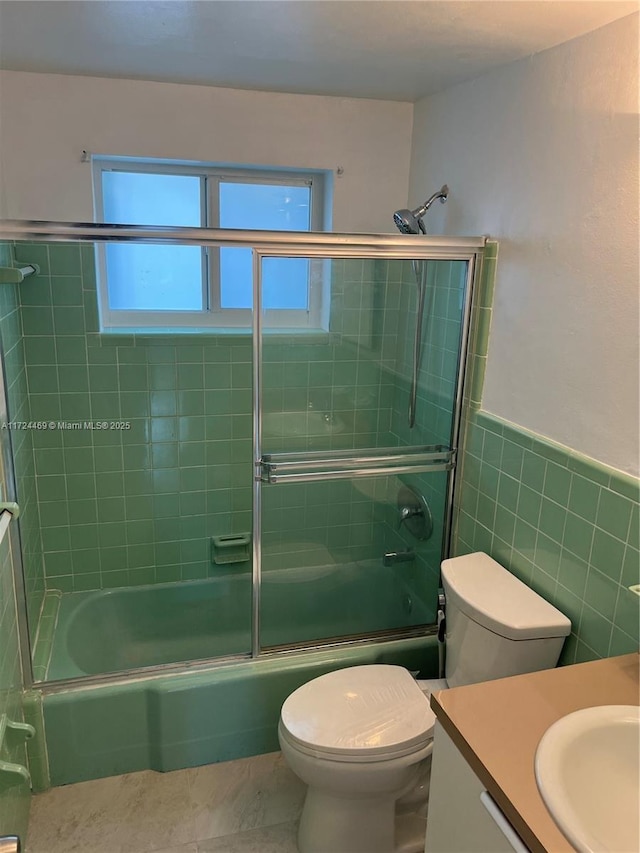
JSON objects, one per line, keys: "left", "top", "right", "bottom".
{"left": 93, "top": 158, "right": 329, "bottom": 331}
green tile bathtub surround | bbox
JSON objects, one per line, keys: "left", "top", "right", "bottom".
{"left": 21, "top": 690, "right": 50, "bottom": 793}
{"left": 0, "top": 244, "right": 46, "bottom": 651}
{"left": 31, "top": 591, "right": 61, "bottom": 679}
{"left": 7, "top": 244, "right": 468, "bottom": 667}
{"left": 43, "top": 635, "right": 438, "bottom": 785}
{"left": 47, "top": 243, "right": 82, "bottom": 276}
{"left": 455, "top": 409, "right": 640, "bottom": 663}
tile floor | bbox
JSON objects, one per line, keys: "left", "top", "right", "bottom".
{"left": 26, "top": 751, "right": 305, "bottom": 853}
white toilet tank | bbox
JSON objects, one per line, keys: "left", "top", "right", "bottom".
{"left": 442, "top": 552, "right": 571, "bottom": 688}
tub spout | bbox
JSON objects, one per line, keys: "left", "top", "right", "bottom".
{"left": 383, "top": 550, "right": 415, "bottom": 567}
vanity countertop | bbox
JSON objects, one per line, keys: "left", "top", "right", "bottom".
{"left": 431, "top": 652, "right": 639, "bottom": 853}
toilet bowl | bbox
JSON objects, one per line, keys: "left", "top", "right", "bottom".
{"left": 278, "top": 665, "right": 438, "bottom": 853}
{"left": 279, "top": 553, "right": 571, "bottom": 853}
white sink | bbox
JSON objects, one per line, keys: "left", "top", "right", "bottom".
{"left": 535, "top": 705, "right": 640, "bottom": 853}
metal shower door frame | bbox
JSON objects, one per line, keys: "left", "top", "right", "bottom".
{"left": 0, "top": 221, "right": 484, "bottom": 689}
{"left": 251, "top": 244, "right": 481, "bottom": 659}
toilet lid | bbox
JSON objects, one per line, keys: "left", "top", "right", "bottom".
{"left": 280, "top": 665, "right": 436, "bottom": 759}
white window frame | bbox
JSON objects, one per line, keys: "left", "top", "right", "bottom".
{"left": 92, "top": 157, "right": 328, "bottom": 331}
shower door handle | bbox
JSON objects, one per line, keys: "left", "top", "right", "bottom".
{"left": 259, "top": 445, "right": 454, "bottom": 483}
{"left": 0, "top": 836, "right": 21, "bottom": 853}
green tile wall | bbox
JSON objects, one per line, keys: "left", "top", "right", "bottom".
{"left": 12, "top": 244, "right": 409, "bottom": 611}
{"left": 14, "top": 240, "right": 257, "bottom": 596}
{"left": 454, "top": 242, "right": 639, "bottom": 663}
{"left": 0, "top": 243, "right": 45, "bottom": 646}
{"left": 0, "top": 245, "right": 31, "bottom": 834}
{"left": 455, "top": 410, "right": 639, "bottom": 662}
{"left": 7, "top": 240, "right": 479, "bottom": 666}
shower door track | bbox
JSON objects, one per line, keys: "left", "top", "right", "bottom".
{"left": 0, "top": 220, "right": 484, "bottom": 258}
{"left": 36, "top": 623, "right": 439, "bottom": 695}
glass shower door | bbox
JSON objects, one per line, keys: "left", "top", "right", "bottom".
{"left": 256, "top": 255, "right": 471, "bottom": 649}
{"left": 259, "top": 472, "right": 449, "bottom": 648}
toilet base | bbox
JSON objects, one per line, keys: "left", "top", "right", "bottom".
{"left": 298, "top": 787, "right": 396, "bottom": 853}
{"left": 297, "top": 791, "right": 428, "bottom": 853}
{"left": 295, "top": 760, "right": 431, "bottom": 853}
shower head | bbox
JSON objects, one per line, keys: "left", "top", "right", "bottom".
{"left": 393, "top": 184, "right": 449, "bottom": 234}
{"left": 393, "top": 208, "right": 426, "bottom": 235}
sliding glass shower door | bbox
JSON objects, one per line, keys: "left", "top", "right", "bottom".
{"left": 255, "top": 255, "right": 472, "bottom": 650}
{"left": 0, "top": 221, "right": 481, "bottom": 685}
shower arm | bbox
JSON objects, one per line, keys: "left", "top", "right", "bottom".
{"left": 414, "top": 186, "right": 449, "bottom": 220}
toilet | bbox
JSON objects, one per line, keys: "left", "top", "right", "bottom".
{"left": 278, "top": 552, "right": 571, "bottom": 853}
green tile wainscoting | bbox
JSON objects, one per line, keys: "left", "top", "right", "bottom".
{"left": 454, "top": 409, "right": 639, "bottom": 663}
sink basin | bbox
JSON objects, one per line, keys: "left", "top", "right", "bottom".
{"left": 535, "top": 705, "right": 640, "bottom": 853}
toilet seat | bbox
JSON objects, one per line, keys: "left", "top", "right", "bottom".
{"left": 280, "top": 664, "right": 436, "bottom": 763}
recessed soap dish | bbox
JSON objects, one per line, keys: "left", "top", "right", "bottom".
{"left": 211, "top": 533, "right": 251, "bottom": 565}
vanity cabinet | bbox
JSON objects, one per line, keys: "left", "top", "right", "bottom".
{"left": 425, "top": 721, "right": 529, "bottom": 853}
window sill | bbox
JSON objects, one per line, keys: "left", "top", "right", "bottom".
{"left": 100, "top": 326, "right": 331, "bottom": 342}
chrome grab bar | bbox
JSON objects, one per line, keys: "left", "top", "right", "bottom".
{"left": 259, "top": 445, "right": 455, "bottom": 484}
{"left": 0, "top": 836, "right": 21, "bottom": 853}
{"left": 261, "top": 462, "right": 453, "bottom": 484}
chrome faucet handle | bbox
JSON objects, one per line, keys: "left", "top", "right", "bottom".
{"left": 396, "top": 485, "right": 434, "bottom": 541}
{"left": 397, "top": 504, "right": 422, "bottom": 529}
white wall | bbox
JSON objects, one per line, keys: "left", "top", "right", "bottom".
{"left": 409, "top": 14, "right": 639, "bottom": 476}
{"left": 0, "top": 71, "right": 413, "bottom": 232}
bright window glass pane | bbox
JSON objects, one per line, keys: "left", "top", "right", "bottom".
{"left": 105, "top": 244, "right": 204, "bottom": 311}
{"left": 103, "top": 171, "right": 204, "bottom": 311}
{"left": 103, "top": 171, "right": 202, "bottom": 227}
{"left": 219, "top": 251, "right": 309, "bottom": 311}
{"left": 219, "top": 182, "right": 311, "bottom": 310}
{"left": 219, "top": 248, "right": 252, "bottom": 310}
{"left": 263, "top": 258, "right": 309, "bottom": 310}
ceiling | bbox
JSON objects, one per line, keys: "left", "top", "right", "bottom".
{"left": 0, "top": 0, "right": 637, "bottom": 102}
